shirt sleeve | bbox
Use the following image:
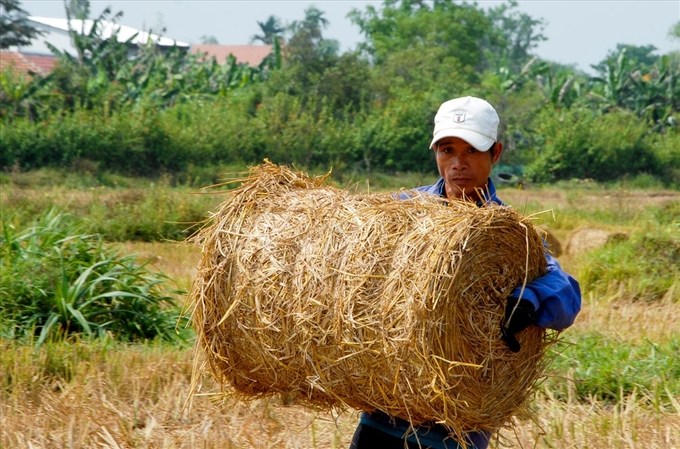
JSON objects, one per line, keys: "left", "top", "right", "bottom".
{"left": 510, "top": 253, "right": 582, "bottom": 331}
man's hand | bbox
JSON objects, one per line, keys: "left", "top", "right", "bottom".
{"left": 501, "top": 297, "right": 537, "bottom": 352}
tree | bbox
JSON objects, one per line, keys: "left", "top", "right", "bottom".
{"left": 588, "top": 46, "right": 679, "bottom": 128}
{"left": 592, "top": 44, "right": 660, "bottom": 73}
{"left": 251, "top": 15, "right": 284, "bottom": 45}
{"left": 349, "top": 0, "right": 493, "bottom": 72}
{"left": 200, "top": 35, "right": 219, "bottom": 44}
{"left": 282, "top": 6, "right": 339, "bottom": 76}
{"left": 263, "top": 5, "right": 345, "bottom": 125}
{"left": 485, "top": 0, "right": 546, "bottom": 73}
{"left": 0, "top": 0, "right": 44, "bottom": 49}
{"left": 66, "top": 0, "right": 90, "bottom": 20}
{"left": 669, "top": 20, "right": 680, "bottom": 41}
{"left": 288, "top": 6, "right": 329, "bottom": 35}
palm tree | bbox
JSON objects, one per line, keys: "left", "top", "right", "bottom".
{"left": 251, "top": 15, "right": 284, "bottom": 45}
{"left": 200, "top": 35, "right": 219, "bottom": 44}
{"left": 289, "top": 6, "right": 329, "bottom": 36}
{"left": 66, "top": 0, "right": 90, "bottom": 20}
{"left": 669, "top": 20, "right": 680, "bottom": 42}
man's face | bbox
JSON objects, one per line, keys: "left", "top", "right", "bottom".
{"left": 434, "top": 136, "right": 503, "bottom": 202}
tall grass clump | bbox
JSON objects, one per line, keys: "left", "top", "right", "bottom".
{"left": 577, "top": 223, "right": 680, "bottom": 301}
{"left": 0, "top": 210, "right": 189, "bottom": 344}
{"left": 546, "top": 333, "right": 680, "bottom": 408}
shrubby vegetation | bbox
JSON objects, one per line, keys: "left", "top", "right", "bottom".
{"left": 525, "top": 108, "right": 667, "bottom": 183}
{"left": 0, "top": 210, "right": 188, "bottom": 344}
{"left": 1, "top": 0, "right": 678, "bottom": 186}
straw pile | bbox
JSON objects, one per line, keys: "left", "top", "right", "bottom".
{"left": 189, "top": 161, "right": 551, "bottom": 438}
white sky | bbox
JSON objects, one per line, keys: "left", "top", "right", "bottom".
{"left": 23, "top": 0, "right": 680, "bottom": 74}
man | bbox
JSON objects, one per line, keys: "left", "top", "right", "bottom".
{"left": 350, "top": 96, "right": 582, "bottom": 449}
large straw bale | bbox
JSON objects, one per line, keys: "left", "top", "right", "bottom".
{"left": 565, "top": 227, "right": 629, "bottom": 256}
{"left": 188, "top": 161, "right": 552, "bottom": 439}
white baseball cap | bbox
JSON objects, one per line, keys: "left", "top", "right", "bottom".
{"left": 429, "top": 96, "right": 499, "bottom": 151}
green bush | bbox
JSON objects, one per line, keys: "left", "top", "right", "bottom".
{"left": 0, "top": 210, "right": 188, "bottom": 344}
{"left": 0, "top": 104, "right": 204, "bottom": 175}
{"left": 2, "top": 87, "right": 675, "bottom": 185}
{"left": 525, "top": 108, "right": 660, "bottom": 183}
{"left": 168, "top": 98, "right": 260, "bottom": 167}
{"left": 650, "top": 129, "right": 680, "bottom": 188}
{"left": 249, "top": 94, "right": 333, "bottom": 167}
{"left": 357, "top": 92, "right": 438, "bottom": 173}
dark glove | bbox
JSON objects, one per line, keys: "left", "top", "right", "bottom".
{"left": 501, "top": 297, "right": 537, "bottom": 353}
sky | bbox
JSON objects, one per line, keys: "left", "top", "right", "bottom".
{"left": 23, "top": 0, "right": 680, "bottom": 74}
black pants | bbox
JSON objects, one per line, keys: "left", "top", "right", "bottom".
{"left": 350, "top": 423, "right": 434, "bottom": 449}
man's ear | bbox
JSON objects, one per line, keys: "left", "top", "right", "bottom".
{"left": 491, "top": 142, "right": 504, "bottom": 164}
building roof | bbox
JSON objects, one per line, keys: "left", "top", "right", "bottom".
{"left": 28, "top": 16, "right": 189, "bottom": 48}
{"left": 23, "top": 53, "right": 58, "bottom": 73}
{"left": 191, "top": 44, "right": 273, "bottom": 66}
{"left": 0, "top": 51, "right": 57, "bottom": 77}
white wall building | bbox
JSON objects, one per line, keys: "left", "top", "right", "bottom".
{"left": 17, "top": 16, "right": 189, "bottom": 57}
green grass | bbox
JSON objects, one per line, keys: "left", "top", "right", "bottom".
{"left": 1, "top": 172, "right": 223, "bottom": 242}
{"left": 546, "top": 333, "right": 680, "bottom": 409}
{"left": 576, "top": 228, "right": 680, "bottom": 301}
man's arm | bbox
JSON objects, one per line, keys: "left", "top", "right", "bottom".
{"left": 509, "top": 253, "right": 582, "bottom": 331}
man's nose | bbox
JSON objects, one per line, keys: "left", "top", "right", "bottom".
{"left": 450, "top": 153, "right": 467, "bottom": 170}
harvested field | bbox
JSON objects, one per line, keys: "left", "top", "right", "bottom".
{"left": 3, "top": 174, "right": 678, "bottom": 449}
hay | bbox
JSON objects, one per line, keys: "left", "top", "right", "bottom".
{"left": 188, "top": 161, "right": 552, "bottom": 439}
{"left": 538, "top": 226, "right": 563, "bottom": 257}
{"left": 565, "top": 228, "right": 629, "bottom": 256}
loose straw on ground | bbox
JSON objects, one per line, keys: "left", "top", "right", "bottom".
{"left": 188, "top": 160, "right": 553, "bottom": 442}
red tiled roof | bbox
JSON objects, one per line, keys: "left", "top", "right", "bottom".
{"left": 1, "top": 51, "right": 41, "bottom": 77}
{"left": 191, "top": 44, "right": 273, "bottom": 66}
{"left": 24, "top": 53, "right": 58, "bottom": 73}
{"left": 0, "top": 51, "right": 57, "bottom": 78}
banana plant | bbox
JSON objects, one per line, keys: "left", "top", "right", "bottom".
{"left": 631, "top": 55, "right": 679, "bottom": 128}
{"left": 590, "top": 48, "right": 678, "bottom": 127}
{"left": 44, "top": 6, "right": 136, "bottom": 110}
{"left": 0, "top": 69, "right": 54, "bottom": 121}
{"left": 589, "top": 48, "right": 634, "bottom": 111}
{"left": 539, "top": 69, "right": 585, "bottom": 109}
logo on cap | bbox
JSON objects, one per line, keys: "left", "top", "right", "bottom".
{"left": 452, "top": 111, "right": 466, "bottom": 123}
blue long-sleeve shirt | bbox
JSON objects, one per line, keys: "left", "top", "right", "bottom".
{"left": 360, "top": 177, "right": 582, "bottom": 449}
